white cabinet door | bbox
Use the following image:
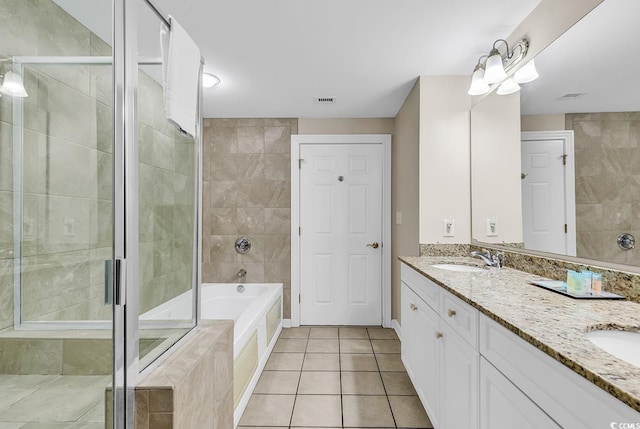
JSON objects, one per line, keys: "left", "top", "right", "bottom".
{"left": 439, "top": 321, "right": 479, "bottom": 429}
{"left": 402, "top": 283, "right": 439, "bottom": 425}
{"left": 480, "top": 357, "right": 560, "bottom": 429}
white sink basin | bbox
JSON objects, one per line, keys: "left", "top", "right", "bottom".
{"left": 585, "top": 330, "right": 640, "bottom": 368}
{"left": 431, "top": 264, "right": 485, "bottom": 273}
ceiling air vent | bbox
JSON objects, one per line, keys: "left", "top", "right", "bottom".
{"left": 314, "top": 97, "right": 336, "bottom": 104}
{"left": 558, "top": 93, "right": 586, "bottom": 100}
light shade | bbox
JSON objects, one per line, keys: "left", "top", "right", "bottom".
{"left": 484, "top": 49, "right": 507, "bottom": 84}
{"left": 0, "top": 71, "right": 28, "bottom": 97}
{"left": 496, "top": 78, "right": 520, "bottom": 95}
{"left": 513, "top": 58, "right": 539, "bottom": 84}
{"left": 468, "top": 67, "right": 490, "bottom": 95}
{"left": 202, "top": 73, "right": 220, "bottom": 88}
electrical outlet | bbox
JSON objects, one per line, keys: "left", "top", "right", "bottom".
{"left": 443, "top": 218, "right": 455, "bottom": 237}
{"left": 396, "top": 211, "right": 403, "bottom": 225}
{"left": 486, "top": 218, "right": 497, "bottom": 237}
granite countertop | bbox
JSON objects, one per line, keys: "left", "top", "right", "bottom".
{"left": 399, "top": 256, "right": 640, "bottom": 413}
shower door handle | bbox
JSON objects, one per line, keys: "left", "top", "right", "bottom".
{"left": 105, "top": 259, "right": 126, "bottom": 306}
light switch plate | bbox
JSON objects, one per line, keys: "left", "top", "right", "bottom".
{"left": 443, "top": 218, "right": 455, "bottom": 237}
{"left": 486, "top": 218, "right": 497, "bottom": 237}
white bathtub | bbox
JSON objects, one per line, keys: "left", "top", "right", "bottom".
{"left": 142, "top": 282, "right": 283, "bottom": 426}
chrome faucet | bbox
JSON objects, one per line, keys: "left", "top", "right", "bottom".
{"left": 470, "top": 249, "right": 503, "bottom": 268}
{"left": 237, "top": 268, "right": 247, "bottom": 278}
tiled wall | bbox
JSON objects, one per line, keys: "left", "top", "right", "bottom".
{"left": 202, "top": 119, "right": 295, "bottom": 319}
{"left": 0, "top": 0, "right": 114, "bottom": 328}
{"left": 135, "top": 320, "right": 234, "bottom": 429}
{"left": 0, "top": 0, "right": 195, "bottom": 325}
{"left": 138, "top": 72, "right": 196, "bottom": 315}
{"left": 569, "top": 112, "right": 640, "bottom": 266}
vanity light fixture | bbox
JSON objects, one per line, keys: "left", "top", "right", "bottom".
{"left": 202, "top": 72, "right": 220, "bottom": 88}
{"left": 467, "top": 38, "right": 532, "bottom": 96}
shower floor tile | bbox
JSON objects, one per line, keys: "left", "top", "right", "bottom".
{"left": 239, "top": 326, "right": 434, "bottom": 428}
{"left": 0, "top": 375, "right": 107, "bottom": 427}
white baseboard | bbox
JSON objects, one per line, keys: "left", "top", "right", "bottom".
{"left": 282, "top": 318, "right": 293, "bottom": 328}
{"left": 391, "top": 319, "right": 401, "bottom": 341}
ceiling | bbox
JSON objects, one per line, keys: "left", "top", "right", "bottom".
{"left": 520, "top": 0, "right": 640, "bottom": 115}
{"left": 55, "top": 0, "right": 542, "bottom": 118}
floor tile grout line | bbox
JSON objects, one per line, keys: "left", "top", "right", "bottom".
{"left": 288, "top": 332, "right": 308, "bottom": 428}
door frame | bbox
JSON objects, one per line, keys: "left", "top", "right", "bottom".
{"left": 521, "top": 130, "right": 577, "bottom": 256}
{"left": 291, "top": 134, "right": 392, "bottom": 328}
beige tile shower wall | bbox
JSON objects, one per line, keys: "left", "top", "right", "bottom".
{"left": 0, "top": 0, "right": 194, "bottom": 323}
{"left": 138, "top": 72, "right": 196, "bottom": 315}
{"left": 0, "top": 0, "right": 115, "bottom": 326}
{"left": 568, "top": 112, "right": 640, "bottom": 266}
{"left": 202, "top": 119, "right": 296, "bottom": 318}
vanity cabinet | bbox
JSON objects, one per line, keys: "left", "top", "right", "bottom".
{"left": 479, "top": 357, "right": 560, "bottom": 429}
{"left": 400, "top": 261, "right": 640, "bottom": 429}
{"left": 401, "top": 264, "right": 479, "bottom": 429}
{"left": 401, "top": 284, "right": 440, "bottom": 419}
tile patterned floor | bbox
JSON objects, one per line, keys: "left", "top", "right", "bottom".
{"left": 239, "top": 327, "right": 434, "bottom": 429}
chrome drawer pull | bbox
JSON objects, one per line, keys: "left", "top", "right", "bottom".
{"left": 447, "top": 309, "right": 456, "bottom": 318}
{"left": 410, "top": 303, "right": 418, "bottom": 311}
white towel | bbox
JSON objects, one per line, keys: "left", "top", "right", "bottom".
{"left": 161, "top": 17, "right": 201, "bottom": 138}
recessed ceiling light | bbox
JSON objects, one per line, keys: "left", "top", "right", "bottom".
{"left": 202, "top": 73, "right": 220, "bottom": 88}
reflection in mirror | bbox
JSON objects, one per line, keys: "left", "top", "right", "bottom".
{"left": 472, "top": 0, "right": 640, "bottom": 268}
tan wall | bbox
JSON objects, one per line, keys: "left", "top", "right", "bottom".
{"left": 521, "top": 114, "right": 566, "bottom": 131}
{"left": 419, "top": 76, "right": 471, "bottom": 244}
{"left": 202, "top": 119, "right": 295, "bottom": 319}
{"left": 298, "top": 118, "right": 394, "bottom": 135}
{"left": 391, "top": 81, "right": 420, "bottom": 322}
{"left": 471, "top": 92, "right": 523, "bottom": 244}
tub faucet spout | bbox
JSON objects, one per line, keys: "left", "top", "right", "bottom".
{"left": 237, "top": 268, "right": 247, "bottom": 278}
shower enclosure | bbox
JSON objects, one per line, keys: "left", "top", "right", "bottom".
{"left": 0, "top": 0, "right": 201, "bottom": 427}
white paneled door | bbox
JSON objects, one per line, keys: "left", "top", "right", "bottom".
{"left": 521, "top": 131, "right": 576, "bottom": 256}
{"left": 299, "top": 143, "right": 383, "bottom": 325}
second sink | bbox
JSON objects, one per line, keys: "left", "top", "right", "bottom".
{"left": 431, "top": 264, "right": 486, "bottom": 273}
{"left": 586, "top": 330, "right": 640, "bottom": 368}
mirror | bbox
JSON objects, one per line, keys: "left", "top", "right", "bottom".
{"left": 471, "top": 0, "right": 640, "bottom": 267}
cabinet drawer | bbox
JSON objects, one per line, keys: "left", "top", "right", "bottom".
{"left": 401, "top": 263, "right": 438, "bottom": 309}
{"left": 440, "top": 289, "right": 478, "bottom": 348}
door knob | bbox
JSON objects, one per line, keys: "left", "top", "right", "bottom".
{"left": 367, "top": 242, "right": 380, "bottom": 249}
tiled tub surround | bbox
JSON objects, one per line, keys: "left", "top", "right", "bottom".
{"left": 567, "top": 112, "right": 640, "bottom": 266}
{"left": 399, "top": 256, "right": 640, "bottom": 414}
{"left": 202, "top": 118, "right": 296, "bottom": 319}
{"left": 239, "top": 326, "right": 433, "bottom": 429}
{"left": 135, "top": 320, "right": 234, "bottom": 429}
